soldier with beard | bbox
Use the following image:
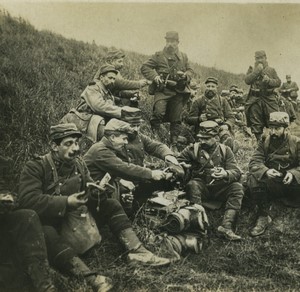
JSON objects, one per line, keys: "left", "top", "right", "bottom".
{"left": 248, "top": 112, "right": 300, "bottom": 237}
{"left": 279, "top": 75, "right": 299, "bottom": 112}
{"left": 177, "top": 121, "right": 244, "bottom": 241}
{"left": 185, "top": 77, "right": 236, "bottom": 152}
{"left": 244, "top": 51, "right": 281, "bottom": 141}
{"left": 141, "top": 31, "right": 194, "bottom": 154}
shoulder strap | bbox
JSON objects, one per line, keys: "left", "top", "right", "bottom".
{"left": 219, "top": 143, "right": 226, "bottom": 160}
{"left": 43, "top": 153, "right": 60, "bottom": 195}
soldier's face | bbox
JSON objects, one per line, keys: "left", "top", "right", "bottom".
{"left": 165, "top": 39, "right": 179, "bottom": 53}
{"left": 198, "top": 136, "right": 217, "bottom": 149}
{"left": 205, "top": 82, "right": 218, "bottom": 98}
{"left": 52, "top": 137, "right": 80, "bottom": 162}
{"left": 100, "top": 72, "right": 117, "bottom": 89}
{"left": 255, "top": 55, "right": 266, "bottom": 65}
{"left": 110, "top": 133, "right": 128, "bottom": 150}
{"left": 269, "top": 126, "right": 285, "bottom": 139}
{"left": 111, "top": 58, "right": 124, "bottom": 70}
{"left": 286, "top": 77, "right": 291, "bottom": 83}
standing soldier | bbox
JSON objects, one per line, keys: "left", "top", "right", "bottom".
{"left": 279, "top": 74, "right": 299, "bottom": 111}
{"left": 244, "top": 50, "right": 281, "bottom": 141}
{"left": 248, "top": 112, "right": 300, "bottom": 237}
{"left": 93, "top": 50, "right": 149, "bottom": 107}
{"left": 177, "top": 121, "right": 244, "bottom": 241}
{"left": 141, "top": 31, "right": 194, "bottom": 154}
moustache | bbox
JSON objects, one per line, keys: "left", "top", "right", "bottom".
{"left": 205, "top": 90, "right": 216, "bottom": 98}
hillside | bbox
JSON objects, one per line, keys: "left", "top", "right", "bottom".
{"left": 1, "top": 10, "right": 300, "bottom": 292}
{"left": 0, "top": 11, "right": 246, "bottom": 183}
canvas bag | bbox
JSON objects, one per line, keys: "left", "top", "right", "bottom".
{"left": 44, "top": 153, "right": 101, "bottom": 254}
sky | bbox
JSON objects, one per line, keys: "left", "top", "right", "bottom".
{"left": 1, "top": 1, "right": 300, "bottom": 82}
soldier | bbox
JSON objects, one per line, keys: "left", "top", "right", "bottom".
{"left": 61, "top": 65, "right": 135, "bottom": 144}
{"left": 185, "top": 77, "right": 236, "bottom": 152}
{"left": 0, "top": 155, "right": 55, "bottom": 292}
{"left": 84, "top": 115, "right": 183, "bottom": 212}
{"left": 141, "top": 31, "right": 194, "bottom": 153}
{"left": 244, "top": 50, "right": 281, "bottom": 141}
{"left": 279, "top": 74, "right": 299, "bottom": 112}
{"left": 18, "top": 123, "right": 170, "bottom": 292}
{"left": 93, "top": 49, "right": 149, "bottom": 107}
{"left": 177, "top": 121, "right": 244, "bottom": 241}
{"left": 248, "top": 112, "right": 300, "bottom": 237}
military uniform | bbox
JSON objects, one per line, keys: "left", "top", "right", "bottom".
{"left": 0, "top": 155, "right": 54, "bottom": 291}
{"left": 177, "top": 121, "right": 244, "bottom": 241}
{"left": 248, "top": 112, "right": 300, "bottom": 236}
{"left": 244, "top": 51, "right": 281, "bottom": 139}
{"left": 140, "top": 32, "right": 193, "bottom": 146}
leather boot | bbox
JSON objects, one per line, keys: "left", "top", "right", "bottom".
{"left": 68, "top": 257, "right": 113, "bottom": 292}
{"left": 118, "top": 228, "right": 171, "bottom": 267}
{"left": 27, "top": 259, "right": 56, "bottom": 292}
{"left": 250, "top": 215, "right": 272, "bottom": 237}
{"left": 217, "top": 209, "right": 242, "bottom": 241}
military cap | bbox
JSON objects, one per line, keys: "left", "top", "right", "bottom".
{"left": 205, "top": 77, "right": 218, "bottom": 85}
{"left": 50, "top": 123, "right": 82, "bottom": 141}
{"left": 255, "top": 50, "right": 266, "bottom": 58}
{"left": 197, "top": 121, "right": 220, "bottom": 138}
{"left": 99, "top": 64, "right": 118, "bottom": 76}
{"left": 104, "top": 118, "right": 134, "bottom": 134}
{"left": 269, "top": 112, "right": 290, "bottom": 128}
{"left": 121, "top": 106, "right": 143, "bottom": 126}
{"left": 105, "top": 49, "right": 125, "bottom": 61}
{"left": 221, "top": 90, "right": 230, "bottom": 97}
{"left": 229, "top": 85, "right": 239, "bottom": 93}
{"left": 165, "top": 31, "right": 179, "bottom": 41}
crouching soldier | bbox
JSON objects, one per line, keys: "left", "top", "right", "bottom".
{"left": 248, "top": 112, "right": 300, "bottom": 237}
{"left": 18, "top": 123, "right": 170, "bottom": 292}
{"left": 0, "top": 155, "right": 55, "bottom": 292}
{"left": 177, "top": 121, "right": 244, "bottom": 241}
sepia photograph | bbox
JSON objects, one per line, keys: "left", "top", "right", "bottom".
{"left": 1, "top": 1, "right": 300, "bottom": 291}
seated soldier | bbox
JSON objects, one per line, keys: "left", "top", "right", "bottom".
{"left": 93, "top": 49, "right": 149, "bottom": 107}
{"left": 61, "top": 65, "right": 135, "bottom": 144}
{"left": 0, "top": 155, "right": 55, "bottom": 292}
{"left": 185, "top": 77, "right": 237, "bottom": 152}
{"left": 84, "top": 115, "right": 184, "bottom": 213}
{"left": 248, "top": 112, "right": 300, "bottom": 237}
{"left": 177, "top": 121, "right": 244, "bottom": 241}
{"left": 18, "top": 123, "right": 170, "bottom": 292}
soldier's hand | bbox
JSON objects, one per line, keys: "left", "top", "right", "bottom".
{"left": 262, "top": 75, "right": 270, "bottom": 84}
{"left": 165, "top": 155, "right": 180, "bottom": 165}
{"left": 211, "top": 167, "right": 228, "bottom": 179}
{"left": 199, "top": 113, "right": 207, "bottom": 121}
{"left": 254, "top": 63, "right": 264, "bottom": 74}
{"left": 138, "top": 79, "right": 149, "bottom": 88}
{"left": 154, "top": 75, "right": 163, "bottom": 85}
{"left": 67, "top": 191, "right": 88, "bottom": 209}
{"left": 283, "top": 172, "right": 293, "bottom": 185}
{"left": 266, "top": 169, "right": 283, "bottom": 179}
{"left": 119, "top": 179, "right": 136, "bottom": 191}
{"left": 151, "top": 170, "right": 166, "bottom": 181}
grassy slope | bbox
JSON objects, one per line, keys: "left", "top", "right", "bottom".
{"left": 1, "top": 11, "right": 300, "bottom": 292}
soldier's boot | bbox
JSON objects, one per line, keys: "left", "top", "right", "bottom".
{"left": 118, "top": 228, "right": 171, "bottom": 267}
{"left": 27, "top": 259, "right": 56, "bottom": 292}
{"left": 68, "top": 257, "right": 113, "bottom": 292}
{"left": 217, "top": 209, "right": 242, "bottom": 241}
{"left": 250, "top": 215, "right": 272, "bottom": 237}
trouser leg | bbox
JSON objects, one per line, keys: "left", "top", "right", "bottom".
{"left": 185, "top": 178, "right": 208, "bottom": 205}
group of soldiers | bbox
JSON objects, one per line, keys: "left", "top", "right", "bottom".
{"left": 1, "top": 31, "right": 300, "bottom": 292}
